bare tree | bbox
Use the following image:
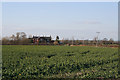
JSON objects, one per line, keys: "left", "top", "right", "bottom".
{"left": 109, "top": 38, "right": 114, "bottom": 44}
{"left": 2, "top": 37, "right": 10, "bottom": 45}
{"left": 10, "top": 34, "right": 15, "bottom": 41}
{"left": 16, "top": 32, "right": 20, "bottom": 40}
{"left": 103, "top": 38, "right": 108, "bottom": 45}
{"left": 21, "top": 32, "right": 27, "bottom": 39}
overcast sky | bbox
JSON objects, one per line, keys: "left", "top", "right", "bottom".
{"left": 2, "top": 2, "right": 118, "bottom": 40}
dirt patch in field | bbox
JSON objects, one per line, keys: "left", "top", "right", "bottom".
{"left": 70, "top": 45, "right": 119, "bottom": 48}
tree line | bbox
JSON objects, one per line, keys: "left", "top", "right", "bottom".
{"left": 1, "top": 32, "right": 118, "bottom": 46}
{"left": 2, "top": 32, "right": 30, "bottom": 45}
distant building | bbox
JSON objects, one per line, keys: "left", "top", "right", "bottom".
{"left": 29, "top": 36, "right": 54, "bottom": 44}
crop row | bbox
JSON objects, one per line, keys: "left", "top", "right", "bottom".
{"left": 2, "top": 45, "right": 119, "bottom": 78}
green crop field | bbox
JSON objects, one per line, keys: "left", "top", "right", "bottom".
{"left": 2, "top": 45, "right": 119, "bottom": 79}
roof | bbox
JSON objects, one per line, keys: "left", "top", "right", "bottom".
{"left": 33, "top": 36, "right": 51, "bottom": 39}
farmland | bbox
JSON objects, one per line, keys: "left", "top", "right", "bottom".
{"left": 2, "top": 45, "right": 119, "bottom": 79}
